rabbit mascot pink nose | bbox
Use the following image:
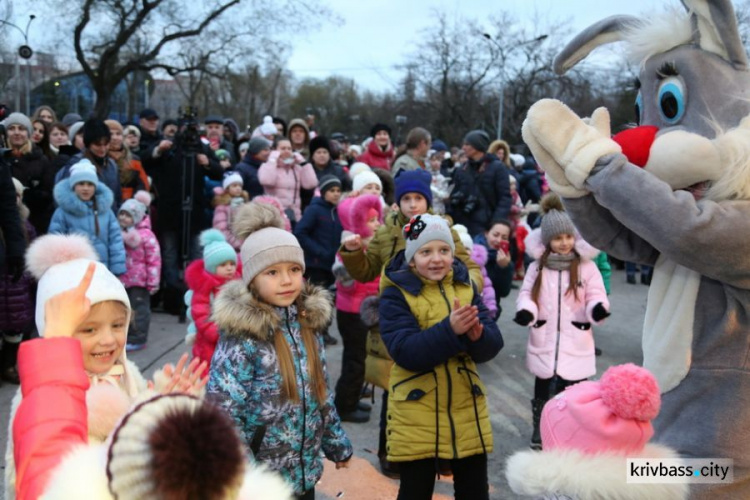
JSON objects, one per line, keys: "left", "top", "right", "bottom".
{"left": 522, "top": 0, "right": 750, "bottom": 497}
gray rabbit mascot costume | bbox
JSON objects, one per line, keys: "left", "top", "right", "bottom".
{"left": 522, "top": 0, "right": 750, "bottom": 497}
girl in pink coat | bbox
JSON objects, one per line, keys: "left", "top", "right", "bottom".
{"left": 118, "top": 191, "right": 161, "bottom": 350}
{"left": 258, "top": 137, "right": 317, "bottom": 223}
{"left": 212, "top": 172, "right": 249, "bottom": 251}
{"left": 514, "top": 197, "right": 609, "bottom": 450}
{"left": 332, "top": 194, "right": 383, "bottom": 421}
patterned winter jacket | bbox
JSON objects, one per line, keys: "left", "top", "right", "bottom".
{"left": 119, "top": 215, "right": 161, "bottom": 292}
{"left": 206, "top": 281, "right": 353, "bottom": 495}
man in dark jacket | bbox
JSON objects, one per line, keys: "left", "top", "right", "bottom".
{"left": 2, "top": 113, "right": 55, "bottom": 234}
{"left": 234, "top": 136, "right": 270, "bottom": 198}
{"left": 149, "top": 123, "right": 224, "bottom": 294}
{"left": 138, "top": 108, "right": 169, "bottom": 170}
{"left": 204, "top": 115, "right": 237, "bottom": 164}
{"left": 449, "top": 130, "right": 512, "bottom": 237}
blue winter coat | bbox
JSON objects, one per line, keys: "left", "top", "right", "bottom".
{"left": 57, "top": 152, "right": 123, "bottom": 210}
{"left": 48, "top": 180, "right": 126, "bottom": 275}
{"left": 206, "top": 281, "right": 353, "bottom": 495}
{"left": 294, "top": 197, "right": 343, "bottom": 272}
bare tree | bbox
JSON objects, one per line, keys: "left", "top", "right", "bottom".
{"left": 68, "top": 0, "right": 334, "bottom": 118}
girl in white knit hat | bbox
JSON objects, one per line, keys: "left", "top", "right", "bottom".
{"left": 212, "top": 171, "right": 249, "bottom": 251}
{"left": 207, "top": 202, "right": 353, "bottom": 499}
{"left": 5, "top": 233, "right": 208, "bottom": 499}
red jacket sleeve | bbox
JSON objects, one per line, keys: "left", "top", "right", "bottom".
{"left": 14, "top": 338, "right": 89, "bottom": 500}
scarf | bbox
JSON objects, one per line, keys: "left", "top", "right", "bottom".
{"left": 230, "top": 196, "right": 245, "bottom": 208}
{"left": 87, "top": 363, "right": 126, "bottom": 389}
{"left": 545, "top": 252, "right": 575, "bottom": 271}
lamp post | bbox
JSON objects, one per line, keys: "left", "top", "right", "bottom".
{"left": 482, "top": 33, "right": 547, "bottom": 140}
{"left": 0, "top": 15, "right": 36, "bottom": 115}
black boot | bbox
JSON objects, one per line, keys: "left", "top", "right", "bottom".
{"left": 530, "top": 398, "right": 546, "bottom": 450}
{"left": 2, "top": 341, "right": 20, "bottom": 385}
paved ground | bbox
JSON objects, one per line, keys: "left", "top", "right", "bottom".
{"left": 0, "top": 267, "right": 650, "bottom": 499}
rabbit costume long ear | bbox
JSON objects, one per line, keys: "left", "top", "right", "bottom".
{"left": 684, "top": 0, "right": 748, "bottom": 68}
{"left": 555, "top": 0, "right": 748, "bottom": 74}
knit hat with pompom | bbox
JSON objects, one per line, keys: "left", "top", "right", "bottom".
{"left": 106, "top": 393, "right": 248, "bottom": 500}
{"left": 119, "top": 190, "right": 151, "bottom": 225}
{"left": 200, "top": 229, "right": 237, "bottom": 274}
{"left": 232, "top": 202, "right": 304, "bottom": 284}
{"left": 540, "top": 192, "right": 576, "bottom": 247}
{"left": 541, "top": 363, "right": 661, "bottom": 455}
{"left": 26, "top": 234, "right": 131, "bottom": 336}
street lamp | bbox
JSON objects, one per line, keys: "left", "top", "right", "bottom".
{"left": 0, "top": 15, "right": 36, "bottom": 115}
{"left": 483, "top": 32, "right": 548, "bottom": 140}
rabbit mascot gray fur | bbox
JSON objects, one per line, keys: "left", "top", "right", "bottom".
{"left": 521, "top": 0, "right": 750, "bottom": 497}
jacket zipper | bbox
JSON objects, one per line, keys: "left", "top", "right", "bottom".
{"left": 553, "top": 270, "right": 562, "bottom": 375}
{"left": 285, "top": 311, "right": 307, "bottom": 493}
{"left": 438, "top": 281, "right": 458, "bottom": 458}
{"left": 458, "top": 359, "right": 487, "bottom": 455}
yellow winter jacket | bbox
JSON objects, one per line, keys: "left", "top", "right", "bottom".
{"left": 379, "top": 252, "right": 501, "bottom": 462}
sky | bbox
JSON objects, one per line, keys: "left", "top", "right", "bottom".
{"left": 285, "top": 0, "right": 660, "bottom": 91}
{"left": 6, "top": 0, "right": 665, "bottom": 90}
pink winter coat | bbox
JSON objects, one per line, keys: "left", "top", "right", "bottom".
{"left": 13, "top": 338, "right": 89, "bottom": 500}
{"left": 516, "top": 229, "right": 609, "bottom": 381}
{"left": 211, "top": 189, "right": 249, "bottom": 251}
{"left": 471, "top": 244, "right": 498, "bottom": 317}
{"left": 185, "top": 258, "right": 241, "bottom": 366}
{"left": 119, "top": 215, "right": 161, "bottom": 293}
{"left": 258, "top": 151, "right": 318, "bottom": 221}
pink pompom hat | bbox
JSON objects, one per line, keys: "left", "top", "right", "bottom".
{"left": 541, "top": 363, "right": 661, "bottom": 455}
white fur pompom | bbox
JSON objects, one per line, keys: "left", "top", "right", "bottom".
{"left": 86, "top": 384, "right": 132, "bottom": 443}
{"left": 25, "top": 234, "right": 99, "bottom": 280}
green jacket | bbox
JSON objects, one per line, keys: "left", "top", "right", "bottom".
{"left": 339, "top": 209, "right": 483, "bottom": 290}
{"left": 593, "top": 251, "right": 611, "bottom": 295}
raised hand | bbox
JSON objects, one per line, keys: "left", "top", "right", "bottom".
{"left": 450, "top": 297, "right": 479, "bottom": 335}
{"left": 43, "top": 262, "right": 96, "bottom": 338}
{"left": 153, "top": 353, "right": 208, "bottom": 395}
{"left": 522, "top": 100, "right": 620, "bottom": 197}
{"left": 343, "top": 234, "right": 363, "bottom": 252}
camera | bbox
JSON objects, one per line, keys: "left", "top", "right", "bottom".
{"left": 451, "top": 191, "right": 479, "bottom": 214}
{"left": 175, "top": 106, "right": 203, "bottom": 154}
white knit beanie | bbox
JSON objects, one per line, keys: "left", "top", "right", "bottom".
{"left": 353, "top": 170, "right": 382, "bottom": 192}
{"left": 222, "top": 172, "right": 243, "bottom": 190}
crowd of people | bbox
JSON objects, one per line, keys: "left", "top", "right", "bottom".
{"left": 0, "top": 104, "right": 672, "bottom": 500}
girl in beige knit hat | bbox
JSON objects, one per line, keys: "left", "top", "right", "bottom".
{"left": 207, "top": 202, "right": 353, "bottom": 498}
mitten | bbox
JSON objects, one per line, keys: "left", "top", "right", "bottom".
{"left": 592, "top": 303, "right": 610, "bottom": 322}
{"left": 514, "top": 310, "right": 534, "bottom": 327}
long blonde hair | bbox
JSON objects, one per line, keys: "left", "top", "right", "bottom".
{"left": 251, "top": 283, "right": 327, "bottom": 405}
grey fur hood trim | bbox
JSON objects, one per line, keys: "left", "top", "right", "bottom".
{"left": 360, "top": 295, "right": 380, "bottom": 327}
{"left": 212, "top": 279, "right": 332, "bottom": 340}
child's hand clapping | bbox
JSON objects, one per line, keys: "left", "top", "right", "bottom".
{"left": 42, "top": 262, "right": 96, "bottom": 338}
{"left": 150, "top": 353, "right": 208, "bottom": 395}
{"left": 450, "top": 298, "right": 480, "bottom": 335}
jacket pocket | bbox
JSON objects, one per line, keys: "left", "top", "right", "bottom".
{"left": 528, "top": 320, "right": 548, "bottom": 349}
{"left": 571, "top": 321, "right": 592, "bottom": 331}
{"left": 391, "top": 371, "right": 436, "bottom": 401}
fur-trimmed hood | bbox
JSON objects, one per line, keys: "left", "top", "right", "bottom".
{"left": 471, "top": 243, "right": 488, "bottom": 267}
{"left": 53, "top": 177, "right": 114, "bottom": 216}
{"left": 524, "top": 227, "right": 600, "bottom": 261}
{"left": 212, "top": 188, "right": 249, "bottom": 207}
{"left": 211, "top": 280, "right": 332, "bottom": 341}
{"left": 506, "top": 443, "right": 688, "bottom": 499}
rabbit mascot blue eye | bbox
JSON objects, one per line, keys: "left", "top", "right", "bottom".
{"left": 522, "top": 0, "right": 750, "bottom": 497}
